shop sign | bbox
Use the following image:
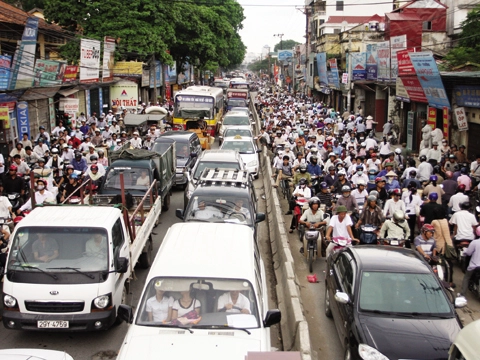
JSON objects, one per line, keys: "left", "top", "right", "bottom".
{"left": 80, "top": 38, "right": 101, "bottom": 83}
{"left": 377, "top": 41, "right": 390, "bottom": 81}
{"left": 33, "top": 59, "right": 65, "bottom": 86}
{"left": 427, "top": 107, "right": 437, "bottom": 129}
{"left": 63, "top": 65, "right": 78, "bottom": 83}
{"left": 16, "top": 101, "right": 30, "bottom": 138}
{"left": 454, "top": 86, "right": 480, "bottom": 108}
{"left": 0, "top": 55, "right": 12, "bottom": 90}
{"left": 102, "top": 36, "right": 115, "bottom": 82}
{"left": 0, "top": 107, "right": 9, "bottom": 129}
{"left": 395, "top": 77, "right": 410, "bottom": 102}
{"left": 316, "top": 53, "right": 328, "bottom": 85}
{"left": 454, "top": 107, "right": 468, "bottom": 131}
{"left": 366, "top": 44, "right": 378, "bottom": 81}
{"left": 48, "top": 98, "right": 55, "bottom": 130}
{"left": 351, "top": 52, "right": 367, "bottom": 81}
{"left": 401, "top": 76, "right": 427, "bottom": 103}
{"left": 110, "top": 81, "right": 138, "bottom": 109}
{"left": 443, "top": 107, "right": 449, "bottom": 140}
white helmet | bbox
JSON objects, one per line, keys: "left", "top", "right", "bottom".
{"left": 395, "top": 148, "right": 402, "bottom": 154}
{"left": 328, "top": 152, "right": 336, "bottom": 157}
{"left": 357, "top": 179, "right": 366, "bottom": 186}
{"left": 338, "top": 169, "right": 346, "bottom": 176}
{"left": 361, "top": 142, "right": 366, "bottom": 147}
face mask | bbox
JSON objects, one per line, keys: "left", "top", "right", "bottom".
{"left": 37, "top": 185, "right": 45, "bottom": 190}
{"left": 387, "top": 178, "right": 393, "bottom": 184}
{"left": 357, "top": 171, "right": 363, "bottom": 176}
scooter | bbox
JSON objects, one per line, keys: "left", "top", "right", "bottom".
{"left": 453, "top": 238, "right": 474, "bottom": 273}
{"left": 304, "top": 225, "right": 320, "bottom": 273}
{"left": 378, "top": 238, "right": 407, "bottom": 247}
{"left": 463, "top": 256, "right": 480, "bottom": 298}
{"left": 328, "top": 236, "right": 353, "bottom": 257}
{"left": 430, "top": 256, "right": 450, "bottom": 283}
{"left": 359, "top": 224, "right": 378, "bottom": 245}
{"left": 7, "top": 193, "right": 22, "bottom": 214}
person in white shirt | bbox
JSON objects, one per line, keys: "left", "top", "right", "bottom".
{"left": 426, "top": 142, "right": 442, "bottom": 166}
{"left": 416, "top": 155, "right": 433, "bottom": 182}
{"left": 448, "top": 185, "right": 469, "bottom": 213}
{"left": 9, "top": 143, "right": 26, "bottom": 160}
{"left": 383, "top": 189, "right": 407, "bottom": 219}
{"left": 110, "top": 120, "right": 121, "bottom": 134}
{"left": 0, "top": 191, "right": 13, "bottom": 219}
{"left": 450, "top": 202, "right": 479, "bottom": 240}
{"left": 364, "top": 135, "right": 377, "bottom": 151}
{"left": 105, "top": 110, "right": 115, "bottom": 124}
{"left": 325, "top": 206, "right": 358, "bottom": 257}
{"left": 18, "top": 179, "right": 55, "bottom": 213}
{"left": 366, "top": 154, "right": 381, "bottom": 172}
{"left": 136, "top": 170, "right": 150, "bottom": 186}
{"left": 217, "top": 290, "right": 251, "bottom": 314}
{"left": 20, "top": 133, "right": 32, "bottom": 149}
{"left": 192, "top": 200, "right": 223, "bottom": 220}
{"left": 79, "top": 136, "right": 93, "bottom": 153}
{"left": 60, "top": 144, "right": 75, "bottom": 162}
{"left": 229, "top": 198, "right": 251, "bottom": 220}
{"left": 146, "top": 281, "right": 174, "bottom": 322}
{"left": 351, "top": 167, "right": 369, "bottom": 186}
{"left": 352, "top": 181, "right": 368, "bottom": 205}
{"left": 71, "top": 126, "right": 84, "bottom": 140}
{"left": 130, "top": 132, "right": 143, "bottom": 149}
{"left": 85, "top": 233, "right": 108, "bottom": 258}
{"left": 33, "top": 139, "right": 49, "bottom": 158}
{"left": 51, "top": 122, "right": 66, "bottom": 137}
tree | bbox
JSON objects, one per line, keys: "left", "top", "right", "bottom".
{"left": 274, "top": 39, "right": 300, "bottom": 52}
{"left": 443, "top": 5, "right": 480, "bottom": 69}
{"left": 3, "top": 0, "right": 45, "bottom": 11}
{"left": 247, "top": 58, "right": 269, "bottom": 72}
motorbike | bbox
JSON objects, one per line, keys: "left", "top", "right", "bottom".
{"left": 463, "top": 256, "right": 480, "bottom": 298}
{"left": 304, "top": 225, "right": 321, "bottom": 273}
{"left": 328, "top": 236, "right": 353, "bottom": 257}
{"left": 359, "top": 224, "right": 378, "bottom": 245}
{"left": 430, "top": 256, "right": 450, "bottom": 283}
{"left": 453, "top": 238, "right": 474, "bottom": 273}
{"left": 7, "top": 193, "right": 22, "bottom": 214}
{"left": 378, "top": 238, "right": 407, "bottom": 247}
{"left": 0, "top": 217, "right": 10, "bottom": 280}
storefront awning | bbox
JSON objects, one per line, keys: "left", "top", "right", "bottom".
{"left": 19, "top": 86, "right": 61, "bottom": 101}
{"left": 58, "top": 87, "right": 80, "bottom": 97}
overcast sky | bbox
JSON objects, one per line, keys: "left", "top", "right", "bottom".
{"left": 238, "top": 0, "right": 306, "bottom": 54}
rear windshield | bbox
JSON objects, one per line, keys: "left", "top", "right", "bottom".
{"left": 227, "top": 99, "right": 247, "bottom": 108}
{"left": 223, "top": 116, "right": 249, "bottom": 126}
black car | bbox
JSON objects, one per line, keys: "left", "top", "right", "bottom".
{"left": 152, "top": 131, "right": 202, "bottom": 188}
{"left": 325, "top": 246, "right": 466, "bottom": 360}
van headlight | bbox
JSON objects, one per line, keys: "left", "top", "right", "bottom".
{"left": 247, "top": 160, "right": 258, "bottom": 167}
{"left": 358, "top": 344, "right": 388, "bottom": 360}
{"left": 93, "top": 294, "right": 111, "bottom": 309}
{"left": 4, "top": 294, "right": 17, "bottom": 308}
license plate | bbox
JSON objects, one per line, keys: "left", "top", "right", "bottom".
{"left": 37, "top": 320, "right": 69, "bottom": 328}
{"left": 390, "top": 240, "right": 399, "bottom": 246}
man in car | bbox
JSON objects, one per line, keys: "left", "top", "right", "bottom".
{"left": 217, "top": 290, "right": 250, "bottom": 314}
{"left": 192, "top": 200, "right": 223, "bottom": 220}
{"left": 228, "top": 198, "right": 250, "bottom": 220}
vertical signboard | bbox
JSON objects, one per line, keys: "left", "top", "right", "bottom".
{"left": 454, "top": 107, "right": 468, "bottom": 131}
{"left": 390, "top": 35, "right": 406, "bottom": 80}
{"left": 407, "top": 111, "right": 415, "bottom": 151}
{"left": 395, "top": 77, "right": 410, "bottom": 102}
{"left": 48, "top": 97, "right": 56, "bottom": 130}
{"left": 377, "top": 41, "right": 390, "bottom": 81}
{"left": 328, "top": 58, "right": 340, "bottom": 88}
{"left": 397, "top": 49, "right": 415, "bottom": 76}
{"left": 366, "top": 44, "right": 378, "bottom": 81}
{"left": 80, "top": 39, "right": 101, "bottom": 83}
{"left": 16, "top": 101, "right": 30, "bottom": 138}
{"left": 443, "top": 107, "right": 449, "bottom": 140}
{"left": 63, "top": 65, "right": 78, "bottom": 83}
{"left": 351, "top": 52, "right": 367, "bottom": 80}
{"left": 0, "top": 55, "right": 12, "bottom": 90}
{"left": 409, "top": 52, "right": 450, "bottom": 109}
{"left": 9, "top": 17, "right": 39, "bottom": 89}
{"left": 102, "top": 36, "right": 116, "bottom": 82}
{"left": 427, "top": 106, "right": 437, "bottom": 129}
{"left": 316, "top": 53, "right": 328, "bottom": 85}
{"left": 0, "top": 107, "right": 9, "bottom": 130}
{"left": 149, "top": 60, "right": 162, "bottom": 88}
{"left": 401, "top": 76, "right": 428, "bottom": 103}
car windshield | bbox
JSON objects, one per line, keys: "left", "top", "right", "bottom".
{"left": 224, "top": 129, "right": 253, "bottom": 138}
{"left": 359, "top": 271, "right": 452, "bottom": 315}
{"left": 184, "top": 195, "right": 253, "bottom": 225}
{"left": 227, "top": 100, "right": 247, "bottom": 108}
{"left": 136, "top": 277, "right": 259, "bottom": 328}
{"left": 104, "top": 167, "right": 151, "bottom": 190}
{"left": 223, "top": 116, "right": 249, "bottom": 126}
{"left": 7, "top": 227, "right": 109, "bottom": 273}
{"left": 173, "top": 142, "right": 191, "bottom": 158}
{"left": 193, "top": 161, "right": 241, "bottom": 179}
{"left": 221, "top": 141, "right": 255, "bottom": 154}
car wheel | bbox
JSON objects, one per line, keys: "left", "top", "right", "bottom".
{"left": 344, "top": 347, "right": 351, "bottom": 360}
{"left": 325, "top": 286, "right": 332, "bottom": 318}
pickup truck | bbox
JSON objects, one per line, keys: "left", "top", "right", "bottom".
{"left": 2, "top": 176, "right": 160, "bottom": 331}
{"left": 100, "top": 142, "right": 176, "bottom": 211}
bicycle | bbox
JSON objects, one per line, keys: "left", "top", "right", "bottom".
{"left": 280, "top": 177, "right": 292, "bottom": 200}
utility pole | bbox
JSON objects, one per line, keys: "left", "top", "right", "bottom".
{"left": 346, "top": 34, "right": 352, "bottom": 112}
{"left": 152, "top": 54, "right": 157, "bottom": 103}
{"left": 274, "top": 33, "right": 284, "bottom": 50}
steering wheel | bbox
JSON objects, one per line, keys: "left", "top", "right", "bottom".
{"left": 228, "top": 212, "right": 247, "bottom": 221}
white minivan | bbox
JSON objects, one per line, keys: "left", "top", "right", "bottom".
{"left": 117, "top": 223, "right": 280, "bottom": 360}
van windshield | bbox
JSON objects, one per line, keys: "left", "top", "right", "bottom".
{"left": 136, "top": 277, "right": 259, "bottom": 328}
{"left": 104, "top": 167, "right": 152, "bottom": 189}
{"left": 184, "top": 195, "right": 253, "bottom": 225}
{"left": 7, "top": 227, "right": 109, "bottom": 273}
{"left": 227, "top": 100, "right": 247, "bottom": 108}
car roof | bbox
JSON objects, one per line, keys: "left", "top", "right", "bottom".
{"left": 198, "top": 149, "right": 241, "bottom": 161}
{"left": 150, "top": 223, "right": 255, "bottom": 279}
{"left": 224, "top": 111, "right": 248, "bottom": 117}
{"left": 223, "top": 126, "right": 252, "bottom": 132}
{"left": 16, "top": 206, "right": 121, "bottom": 229}
{"left": 346, "top": 246, "right": 431, "bottom": 273}
{"left": 222, "top": 136, "right": 255, "bottom": 143}
{"left": 156, "top": 131, "right": 196, "bottom": 141}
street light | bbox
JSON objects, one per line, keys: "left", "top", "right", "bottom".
{"left": 274, "top": 33, "right": 284, "bottom": 50}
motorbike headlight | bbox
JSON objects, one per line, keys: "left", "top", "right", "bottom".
{"left": 4, "top": 294, "right": 17, "bottom": 308}
{"left": 247, "top": 160, "right": 258, "bottom": 167}
{"left": 93, "top": 294, "right": 110, "bottom": 309}
{"left": 358, "top": 344, "right": 388, "bottom": 360}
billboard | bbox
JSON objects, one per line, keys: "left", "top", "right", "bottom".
{"left": 33, "top": 59, "right": 65, "bottom": 86}
{"left": 0, "top": 55, "right": 11, "bottom": 90}
{"left": 278, "top": 50, "right": 294, "bottom": 64}
{"left": 377, "top": 41, "right": 390, "bottom": 81}
{"left": 327, "top": 58, "right": 340, "bottom": 88}
{"left": 63, "top": 65, "right": 78, "bottom": 83}
{"left": 453, "top": 85, "right": 480, "bottom": 108}
{"left": 110, "top": 81, "right": 138, "bottom": 109}
{"left": 351, "top": 52, "right": 367, "bottom": 81}
{"left": 397, "top": 49, "right": 415, "bottom": 77}
{"left": 316, "top": 53, "right": 328, "bottom": 86}
{"left": 366, "top": 44, "right": 378, "bottom": 81}
{"left": 149, "top": 60, "right": 162, "bottom": 88}
{"left": 390, "top": 35, "right": 406, "bottom": 79}
{"left": 80, "top": 38, "right": 101, "bottom": 83}
{"left": 16, "top": 101, "right": 30, "bottom": 138}
{"left": 102, "top": 36, "right": 116, "bottom": 82}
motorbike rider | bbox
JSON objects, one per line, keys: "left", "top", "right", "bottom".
{"left": 450, "top": 202, "right": 479, "bottom": 241}
{"left": 0, "top": 183, "right": 14, "bottom": 219}
{"left": 385, "top": 170, "right": 401, "bottom": 192}
{"left": 460, "top": 237, "right": 480, "bottom": 297}
{"left": 11, "top": 154, "right": 30, "bottom": 175}
{"left": 286, "top": 177, "right": 311, "bottom": 217}
{"left": 60, "top": 173, "right": 81, "bottom": 202}
{"left": 332, "top": 169, "right": 351, "bottom": 194}
{"left": 316, "top": 182, "right": 333, "bottom": 212}
{"left": 355, "top": 195, "right": 384, "bottom": 231}
{"left": 2, "top": 164, "right": 26, "bottom": 199}
{"left": 351, "top": 165, "right": 369, "bottom": 186}
{"left": 307, "top": 155, "right": 322, "bottom": 177}
{"left": 292, "top": 164, "right": 311, "bottom": 187}
{"left": 423, "top": 174, "right": 444, "bottom": 205}
{"left": 17, "top": 179, "right": 55, "bottom": 213}
{"left": 71, "top": 152, "right": 88, "bottom": 174}
{"left": 352, "top": 179, "right": 368, "bottom": 205}
{"left": 420, "top": 193, "right": 443, "bottom": 225}
{"left": 325, "top": 205, "right": 358, "bottom": 257}
{"left": 298, "top": 197, "right": 328, "bottom": 253}
{"left": 379, "top": 210, "right": 410, "bottom": 241}
{"left": 443, "top": 154, "right": 457, "bottom": 173}
{"left": 414, "top": 224, "right": 438, "bottom": 262}
{"left": 457, "top": 167, "right": 472, "bottom": 194}
{"left": 448, "top": 184, "right": 469, "bottom": 214}
{"left": 417, "top": 155, "right": 433, "bottom": 183}
{"left": 383, "top": 188, "right": 407, "bottom": 219}
{"left": 402, "top": 169, "right": 422, "bottom": 189}
{"left": 335, "top": 185, "right": 359, "bottom": 214}
{"left": 371, "top": 177, "right": 388, "bottom": 207}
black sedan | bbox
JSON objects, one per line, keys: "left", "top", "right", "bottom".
{"left": 325, "top": 246, "right": 467, "bottom": 360}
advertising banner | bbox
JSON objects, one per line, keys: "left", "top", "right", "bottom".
{"left": 327, "top": 58, "right": 340, "bottom": 88}
{"left": 0, "top": 55, "right": 11, "bottom": 90}
{"left": 142, "top": 69, "right": 149, "bottom": 87}
{"left": 278, "top": 50, "right": 294, "bottom": 64}
{"left": 9, "top": 17, "right": 39, "bottom": 90}
{"left": 390, "top": 35, "right": 406, "bottom": 79}
{"left": 110, "top": 81, "right": 138, "bottom": 109}
{"left": 377, "top": 41, "right": 390, "bottom": 81}
{"left": 427, "top": 107, "right": 437, "bottom": 129}
{"left": 443, "top": 106, "right": 449, "bottom": 140}
{"left": 342, "top": 73, "right": 348, "bottom": 84}
{"left": 33, "top": 59, "right": 65, "bottom": 86}
{"left": 395, "top": 77, "right": 410, "bottom": 102}
{"left": 409, "top": 52, "right": 450, "bottom": 109}
{"left": 16, "top": 101, "right": 30, "bottom": 138}
{"left": 453, "top": 85, "right": 480, "bottom": 108}
{"left": 401, "top": 76, "right": 428, "bottom": 103}
{"left": 351, "top": 52, "right": 367, "bottom": 81}
{"left": 48, "top": 98, "right": 55, "bottom": 130}
{"left": 80, "top": 38, "right": 101, "bottom": 83}
{"left": 0, "top": 107, "right": 9, "bottom": 129}
{"left": 166, "top": 63, "right": 177, "bottom": 83}
{"left": 149, "top": 60, "right": 162, "bottom": 88}
{"left": 102, "top": 36, "right": 116, "bottom": 82}
{"left": 316, "top": 53, "right": 328, "bottom": 86}
{"left": 454, "top": 107, "right": 468, "bottom": 131}
{"left": 397, "top": 49, "right": 415, "bottom": 76}
{"left": 366, "top": 44, "right": 378, "bottom": 81}
{"left": 63, "top": 65, "right": 78, "bottom": 83}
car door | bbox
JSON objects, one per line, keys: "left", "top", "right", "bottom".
{"left": 329, "top": 253, "right": 345, "bottom": 340}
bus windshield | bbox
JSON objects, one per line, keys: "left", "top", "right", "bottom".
{"left": 174, "top": 95, "right": 214, "bottom": 118}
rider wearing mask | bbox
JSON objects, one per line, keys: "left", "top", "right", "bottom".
{"left": 335, "top": 185, "right": 358, "bottom": 214}
{"left": 351, "top": 165, "right": 369, "bottom": 186}
{"left": 383, "top": 188, "right": 407, "bottom": 219}
{"left": 356, "top": 195, "right": 385, "bottom": 230}
{"left": 2, "top": 164, "right": 26, "bottom": 198}
{"left": 17, "top": 179, "right": 55, "bottom": 213}
{"left": 379, "top": 210, "right": 410, "bottom": 240}
{"left": 298, "top": 197, "right": 328, "bottom": 253}
{"left": 293, "top": 164, "right": 311, "bottom": 187}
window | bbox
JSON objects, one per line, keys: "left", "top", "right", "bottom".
{"left": 335, "top": 254, "right": 354, "bottom": 296}
{"left": 449, "top": 346, "right": 466, "bottom": 360}
{"left": 309, "top": 63, "right": 313, "bottom": 76}
{"left": 423, "top": 21, "right": 432, "bottom": 30}
{"left": 333, "top": 28, "right": 341, "bottom": 34}
{"left": 319, "top": 19, "right": 325, "bottom": 25}
{"left": 112, "top": 219, "right": 125, "bottom": 259}
{"left": 336, "top": 1, "right": 344, "bottom": 11}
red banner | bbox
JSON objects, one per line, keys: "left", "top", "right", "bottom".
{"left": 428, "top": 107, "right": 437, "bottom": 129}
{"left": 63, "top": 65, "right": 78, "bottom": 83}
{"left": 400, "top": 76, "right": 428, "bottom": 103}
{"left": 397, "top": 49, "right": 415, "bottom": 77}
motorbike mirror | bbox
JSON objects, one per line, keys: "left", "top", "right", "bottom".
{"left": 176, "top": 209, "right": 184, "bottom": 220}
{"left": 334, "top": 292, "right": 350, "bottom": 305}
{"left": 255, "top": 212, "right": 266, "bottom": 223}
{"left": 455, "top": 295, "right": 467, "bottom": 308}
{"left": 476, "top": 206, "right": 480, "bottom": 213}
{"left": 190, "top": 152, "right": 197, "bottom": 158}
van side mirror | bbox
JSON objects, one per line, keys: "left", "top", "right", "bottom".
{"left": 190, "top": 153, "right": 197, "bottom": 158}
{"left": 264, "top": 309, "right": 281, "bottom": 327}
{"left": 335, "top": 292, "right": 350, "bottom": 304}
{"left": 256, "top": 149, "right": 262, "bottom": 153}
{"left": 176, "top": 209, "right": 184, "bottom": 220}
{"left": 116, "top": 257, "right": 129, "bottom": 273}
{"left": 118, "top": 304, "right": 133, "bottom": 324}
{"left": 255, "top": 212, "right": 266, "bottom": 223}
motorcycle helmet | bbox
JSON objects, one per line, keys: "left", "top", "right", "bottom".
{"left": 393, "top": 210, "right": 405, "bottom": 223}
{"left": 368, "top": 169, "right": 377, "bottom": 175}
{"left": 394, "top": 148, "right": 402, "bottom": 154}
{"left": 457, "top": 184, "right": 466, "bottom": 192}
{"left": 299, "top": 164, "right": 307, "bottom": 173}
{"left": 461, "top": 167, "right": 468, "bottom": 175}
{"left": 91, "top": 164, "right": 99, "bottom": 171}
{"left": 368, "top": 132, "right": 374, "bottom": 138}
{"left": 320, "top": 181, "right": 328, "bottom": 190}
{"left": 297, "top": 151, "right": 303, "bottom": 157}
{"left": 308, "top": 197, "right": 321, "bottom": 209}
{"left": 9, "top": 164, "right": 17, "bottom": 171}
{"left": 460, "top": 201, "right": 471, "bottom": 210}
{"left": 310, "top": 155, "right": 318, "bottom": 163}
{"left": 357, "top": 179, "right": 366, "bottom": 186}
{"left": 51, "top": 148, "right": 59, "bottom": 154}
{"left": 66, "top": 164, "right": 74, "bottom": 170}
{"left": 360, "top": 142, "right": 366, "bottom": 148}
{"left": 391, "top": 188, "right": 401, "bottom": 196}
{"left": 38, "top": 157, "right": 45, "bottom": 163}
{"left": 367, "top": 195, "right": 377, "bottom": 202}
{"left": 421, "top": 224, "right": 435, "bottom": 234}
{"left": 409, "top": 170, "right": 417, "bottom": 177}
{"left": 341, "top": 185, "right": 351, "bottom": 195}
{"left": 448, "top": 154, "right": 455, "bottom": 159}
{"left": 429, "top": 175, "right": 438, "bottom": 182}
{"left": 419, "top": 155, "right": 427, "bottom": 162}
{"left": 36, "top": 179, "right": 47, "bottom": 188}
{"left": 445, "top": 171, "right": 453, "bottom": 179}
{"left": 328, "top": 166, "right": 335, "bottom": 172}
{"left": 337, "top": 169, "right": 346, "bottom": 176}
{"left": 70, "top": 173, "right": 79, "bottom": 179}
{"left": 90, "top": 154, "right": 98, "bottom": 161}
{"left": 310, "top": 147, "right": 318, "bottom": 153}
{"left": 328, "top": 152, "right": 336, "bottom": 158}
{"left": 299, "top": 178, "right": 308, "bottom": 186}
{"left": 74, "top": 152, "right": 82, "bottom": 159}
{"left": 356, "top": 165, "right": 363, "bottom": 171}
{"left": 428, "top": 193, "right": 438, "bottom": 202}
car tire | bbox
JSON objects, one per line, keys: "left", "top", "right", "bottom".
{"left": 325, "top": 286, "right": 332, "bottom": 318}
{"left": 138, "top": 237, "right": 153, "bottom": 269}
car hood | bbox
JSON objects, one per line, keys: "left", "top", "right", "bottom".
{"left": 358, "top": 313, "right": 460, "bottom": 360}
{"left": 118, "top": 327, "right": 262, "bottom": 360}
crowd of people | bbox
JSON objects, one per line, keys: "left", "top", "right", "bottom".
{"left": 254, "top": 84, "right": 480, "bottom": 293}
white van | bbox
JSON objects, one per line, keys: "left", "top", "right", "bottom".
{"left": 117, "top": 223, "right": 281, "bottom": 360}
{"left": 448, "top": 319, "right": 480, "bottom": 359}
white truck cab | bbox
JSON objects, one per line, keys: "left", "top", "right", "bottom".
{"left": 117, "top": 223, "right": 280, "bottom": 359}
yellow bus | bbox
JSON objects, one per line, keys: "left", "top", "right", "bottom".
{"left": 173, "top": 86, "right": 224, "bottom": 136}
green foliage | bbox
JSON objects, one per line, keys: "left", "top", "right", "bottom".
{"left": 3, "top": 0, "right": 45, "bottom": 11}
{"left": 274, "top": 39, "right": 300, "bottom": 52}
{"left": 443, "top": 5, "right": 480, "bottom": 69}
{"left": 247, "top": 58, "right": 269, "bottom": 72}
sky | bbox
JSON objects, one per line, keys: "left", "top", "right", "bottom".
{"left": 238, "top": 0, "right": 307, "bottom": 55}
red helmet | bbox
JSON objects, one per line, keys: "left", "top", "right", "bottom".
{"left": 91, "top": 164, "right": 99, "bottom": 171}
{"left": 445, "top": 171, "right": 453, "bottom": 179}
{"left": 421, "top": 224, "right": 435, "bottom": 233}
{"left": 392, "top": 188, "right": 401, "bottom": 196}
{"left": 9, "top": 164, "right": 17, "bottom": 171}
{"left": 458, "top": 184, "right": 466, "bottom": 192}
{"left": 36, "top": 179, "right": 47, "bottom": 187}
{"left": 371, "top": 153, "right": 377, "bottom": 157}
